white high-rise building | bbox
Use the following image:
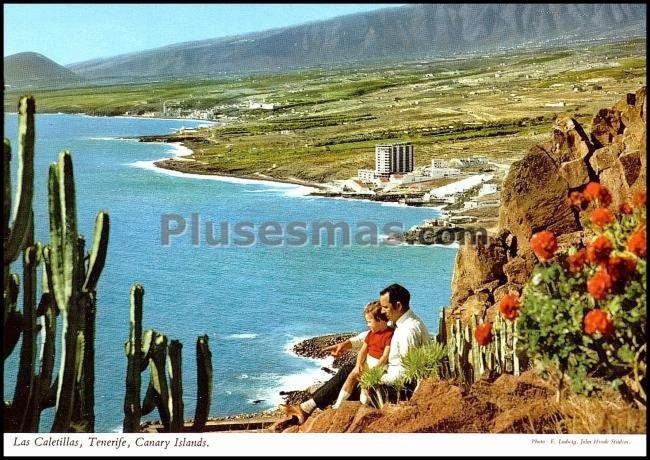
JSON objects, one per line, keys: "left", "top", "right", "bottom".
{"left": 375, "top": 143, "right": 414, "bottom": 176}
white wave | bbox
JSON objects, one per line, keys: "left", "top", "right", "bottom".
{"left": 379, "top": 201, "right": 408, "bottom": 208}
{"left": 384, "top": 241, "right": 460, "bottom": 249}
{"left": 165, "top": 142, "right": 193, "bottom": 158}
{"left": 245, "top": 188, "right": 290, "bottom": 194}
{"left": 128, "top": 159, "right": 314, "bottom": 197}
{"left": 282, "top": 185, "right": 319, "bottom": 197}
{"left": 245, "top": 185, "right": 318, "bottom": 197}
{"left": 224, "top": 333, "right": 258, "bottom": 340}
{"left": 282, "top": 335, "right": 336, "bottom": 368}
{"left": 249, "top": 366, "right": 334, "bottom": 408}
{"left": 433, "top": 242, "right": 460, "bottom": 249}
{"left": 85, "top": 136, "right": 141, "bottom": 143}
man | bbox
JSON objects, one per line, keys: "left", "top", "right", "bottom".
{"left": 281, "top": 283, "right": 430, "bottom": 424}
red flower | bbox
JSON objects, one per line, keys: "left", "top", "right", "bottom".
{"left": 498, "top": 293, "right": 521, "bottom": 321}
{"left": 583, "top": 182, "right": 612, "bottom": 207}
{"left": 583, "top": 309, "right": 614, "bottom": 336}
{"left": 586, "top": 235, "right": 613, "bottom": 265}
{"left": 633, "top": 190, "right": 646, "bottom": 207}
{"left": 568, "top": 191, "right": 589, "bottom": 210}
{"left": 530, "top": 230, "right": 558, "bottom": 262}
{"left": 619, "top": 202, "right": 634, "bottom": 215}
{"left": 604, "top": 255, "right": 637, "bottom": 283}
{"left": 590, "top": 207, "right": 615, "bottom": 229}
{"left": 474, "top": 322, "right": 492, "bottom": 346}
{"left": 567, "top": 248, "right": 588, "bottom": 273}
{"left": 587, "top": 270, "right": 613, "bottom": 300}
{"left": 627, "top": 228, "right": 646, "bottom": 258}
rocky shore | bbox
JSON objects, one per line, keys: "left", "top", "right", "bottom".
{"left": 139, "top": 331, "right": 360, "bottom": 430}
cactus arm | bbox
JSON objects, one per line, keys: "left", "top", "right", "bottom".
{"left": 83, "top": 211, "right": 109, "bottom": 292}
{"left": 168, "top": 340, "right": 184, "bottom": 432}
{"left": 57, "top": 151, "right": 79, "bottom": 307}
{"left": 13, "top": 239, "right": 39, "bottom": 431}
{"left": 148, "top": 331, "right": 170, "bottom": 430}
{"left": 51, "top": 151, "right": 82, "bottom": 433}
{"left": 3, "top": 139, "right": 11, "bottom": 294}
{"left": 3, "top": 274, "right": 21, "bottom": 360}
{"left": 3, "top": 139, "right": 10, "bottom": 244}
{"left": 123, "top": 284, "right": 144, "bottom": 433}
{"left": 5, "top": 97, "right": 35, "bottom": 265}
{"left": 47, "top": 165, "right": 66, "bottom": 310}
{"left": 141, "top": 381, "right": 158, "bottom": 416}
{"left": 80, "top": 291, "right": 95, "bottom": 432}
{"left": 192, "top": 335, "right": 212, "bottom": 431}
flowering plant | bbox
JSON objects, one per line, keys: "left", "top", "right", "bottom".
{"left": 515, "top": 184, "right": 646, "bottom": 402}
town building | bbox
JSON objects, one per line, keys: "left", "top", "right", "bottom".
{"left": 449, "top": 156, "right": 488, "bottom": 168}
{"left": 357, "top": 169, "right": 377, "bottom": 182}
{"left": 248, "top": 100, "right": 275, "bottom": 110}
{"left": 430, "top": 157, "right": 461, "bottom": 178}
{"left": 375, "top": 143, "right": 414, "bottom": 177}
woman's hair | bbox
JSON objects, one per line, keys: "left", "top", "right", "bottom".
{"left": 364, "top": 300, "right": 388, "bottom": 322}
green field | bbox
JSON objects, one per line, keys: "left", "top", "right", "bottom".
{"left": 4, "top": 38, "right": 646, "bottom": 183}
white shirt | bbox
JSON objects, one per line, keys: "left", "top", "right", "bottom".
{"left": 349, "top": 308, "right": 430, "bottom": 384}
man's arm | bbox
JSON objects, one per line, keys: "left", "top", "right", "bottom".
{"left": 322, "top": 331, "right": 368, "bottom": 357}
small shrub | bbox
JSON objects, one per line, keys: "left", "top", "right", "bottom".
{"left": 359, "top": 366, "right": 390, "bottom": 409}
{"left": 401, "top": 341, "right": 448, "bottom": 383}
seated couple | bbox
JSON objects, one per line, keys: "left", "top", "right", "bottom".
{"left": 281, "top": 283, "right": 430, "bottom": 424}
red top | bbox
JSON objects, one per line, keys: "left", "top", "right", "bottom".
{"left": 364, "top": 328, "right": 394, "bottom": 359}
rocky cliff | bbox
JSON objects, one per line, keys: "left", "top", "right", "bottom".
{"left": 447, "top": 86, "right": 646, "bottom": 326}
{"left": 275, "top": 87, "right": 647, "bottom": 434}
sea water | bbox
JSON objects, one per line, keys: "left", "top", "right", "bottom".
{"left": 3, "top": 113, "right": 456, "bottom": 432}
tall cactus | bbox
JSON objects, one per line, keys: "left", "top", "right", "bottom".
{"left": 4, "top": 96, "right": 109, "bottom": 433}
{"left": 124, "top": 284, "right": 144, "bottom": 432}
{"left": 48, "top": 152, "right": 83, "bottom": 432}
{"left": 440, "top": 306, "right": 523, "bottom": 386}
{"left": 193, "top": 335, "right": 213, "bottom": 431}
{"left": 47, "top": 151, "right": 109, "bottom": 432}
{"left": 168, "top": 340, "right": 184, "bottom": 432}
{"left": 123, "top": 283, "right": 213, "bottom": 433}
{"left": 4, "top": 97, "right": 35, "bottom": 281}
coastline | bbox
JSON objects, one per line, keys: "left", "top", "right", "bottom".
{"left": 136, "top": 132, "right": 329, "bottom": 191}
{"left": 138, "top": 135, "right": 444, "bottom": 208}
{"left": 139, "top": 332, "right": 358, "bottom": 431}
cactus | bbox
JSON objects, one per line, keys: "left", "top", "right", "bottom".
{"left": 122, "top": 284, "right": 213, "bottom": 433}
{"left": 11, "top": 232, "right": 40, "bottom": 431}
{"left": 123, "top": 284, "right": 144, "bottom": 432}
{"left": 148, "top": 331, "right": 171, "bottom": 429}
{"left": 4, "top": 97, "right": 35, "bottom": 275}
{"left": 4, "top": 96, "right": 109, "bottom": 433}
{"left": 470, "top": 314, "right": 481, "bottom": 380}
{"left": 168, "top": 340, "right": 184, "bottom": 432}
{"left": 439, "top": 301, "right": 524, "bottom": 387}
{"left": 3, "top": 274, "right": 21, "bottom": 361}
{"left": 193, "top": 335, "right": 212, "bottom": 431}
{"left": 48, "top": 152, "right": 84, "bottom": 432}
{"left": 38, "top": 247, "right": 59, "bottom": 409}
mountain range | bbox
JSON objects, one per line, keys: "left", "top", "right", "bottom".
{"left": 4, "top": 3, "right": 647, "bottom": 88}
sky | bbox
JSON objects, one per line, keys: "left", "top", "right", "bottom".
{"left": 4, "top": 3, "right": 403, "bottom": 65}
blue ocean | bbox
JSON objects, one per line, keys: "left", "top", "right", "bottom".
{"left": 3, "top": 113, "right": 456, "bottom": 432}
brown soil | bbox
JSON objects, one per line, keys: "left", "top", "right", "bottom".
{"left": 274, "top": 370, "right": 646, "bottom": 433}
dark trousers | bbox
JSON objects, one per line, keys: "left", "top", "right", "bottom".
{"left": 312, "top": 363, "right": 360, "bottom": 409}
